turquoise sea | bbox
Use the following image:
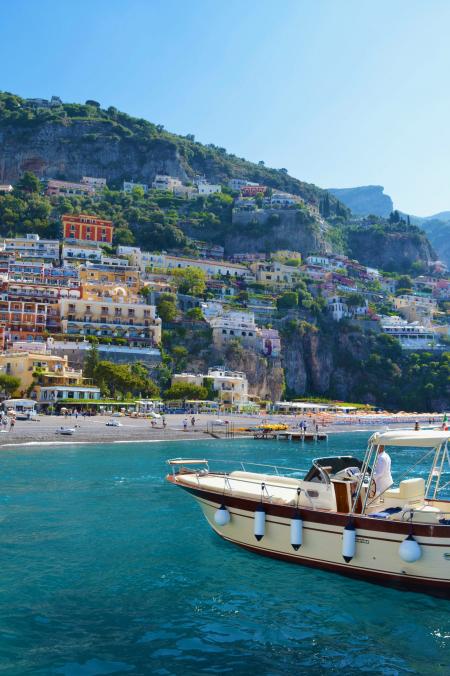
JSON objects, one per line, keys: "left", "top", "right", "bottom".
{"left": 0, "top": 432, "right": 449, "bottom": 675}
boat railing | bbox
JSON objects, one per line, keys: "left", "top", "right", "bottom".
{"left": 167, "top": 457, "right": 307, "bottom": 477}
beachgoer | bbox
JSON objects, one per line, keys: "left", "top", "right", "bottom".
{"left": 183, "top": 418, "right": 188, "bottom": 431}
{"left": 373, "top": 445, "right": 393, "bottom": 496}
{"left": 414, "top": 421, "right": 420, "bottom": 431}
{"left": 163, "top": 417, "right": 167, "bottom": 429}
{"left": 9, "top": 419, "right": 15, "bottom": 431}
{"left": 191, "top": 416, "right": 195, "bottom": 427}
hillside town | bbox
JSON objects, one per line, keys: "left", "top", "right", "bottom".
{"left": 0, "top": 170, "right": 450, "bottom": 415}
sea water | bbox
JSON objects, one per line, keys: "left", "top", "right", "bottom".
{"left": 0, "top": 432, "right": 449, "bottom": 675}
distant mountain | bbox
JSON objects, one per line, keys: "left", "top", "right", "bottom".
{"left": 327, "top": 185, "right": 393, "bottom": 218}
{"left": 411, "top": 215, "right": 450, "bottom": 267}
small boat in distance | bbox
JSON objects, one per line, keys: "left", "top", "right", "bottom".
{"left": 55, "top": 427, "right": 76, "bottom": 436}
{"left": 167, "top": 430, "right": 450, "bottom": 597}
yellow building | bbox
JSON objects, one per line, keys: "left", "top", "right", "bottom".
{"left": 0, "top": 351, "right": 93, "bottom": 400}
{"left": 79, "top": 266, "right": 141, "bottom": 293}
{"left": 59, "top": 288, "right": 161, "bottom": 347}
{"left": 250, "top": 261, "right": 301, "bottom": 286}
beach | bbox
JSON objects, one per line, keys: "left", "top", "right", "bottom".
{"left": 0, "top": 411, "right": 444, "bottom": 447}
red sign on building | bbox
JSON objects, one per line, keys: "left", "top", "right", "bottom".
{"left": 62, "top": 214, "right": 113, "bottom": 244}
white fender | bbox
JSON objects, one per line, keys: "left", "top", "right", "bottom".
{"left": 214, "top": 504, "right": 230, "bottom": 526}
{"left": 399, "top": 534, "right": 422, "bottom": 563}
{"left": 254, "top": 504, "right": 266, "bottom": 541}
{"left": 290, "top": 516, "right": 303, "bottom": 550}
{"left": 342, "top": 521, "right": 356, "bottom": 562}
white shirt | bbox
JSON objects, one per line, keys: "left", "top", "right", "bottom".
{"left": 374, "top": 450, "right": 393, "bottom": 495}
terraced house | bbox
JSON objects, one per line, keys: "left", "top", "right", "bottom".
{"left": 59, "top": 289, "right": 161, "bottom": 347}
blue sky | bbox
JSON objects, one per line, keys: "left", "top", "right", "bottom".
{"left": 1, "top": 0, "right": 449, "bottom": 215}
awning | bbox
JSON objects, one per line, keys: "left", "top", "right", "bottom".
{"left": 370, "top": 430, "right": 450, "bottom": 448}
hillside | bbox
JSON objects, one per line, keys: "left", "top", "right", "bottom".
{"left": 0, "top": 92, "right": 344, "bottom": 212}
{"left": 0, "top": 92, "right": 436, "bottom": 270}
{"left": 327, "top": 185, "right": 393, "bottom": 218}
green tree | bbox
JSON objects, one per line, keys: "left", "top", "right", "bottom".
{"left": 186, "top": 307, "right": 203, "bottom": 320}
{"left": 157, "top": 298, "right": 177, "bottom": 322}
{"left": 92, "top": 360, "right": 158, "bottom": 398}
{"left": 164, "top": 382, "right": 208, "bottom": 401}
{"left": 15, "top": 172, "right": 42, "bottom": 194}
{"left": 0, "top": 374, "right": 20, "bottom": 397}
{"left": 277, "top": 291, "right": 298, "bottom": 309}
{"left": 173, "top": 267, "right": 206, "bottom": 296}
{"left": 83, "top": 342, "right": 100, "bottom": 380}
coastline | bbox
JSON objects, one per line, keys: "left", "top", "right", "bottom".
{"left": 0, "top": 412, "right": 442, "bottom": 448}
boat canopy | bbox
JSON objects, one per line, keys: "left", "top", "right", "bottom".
{"left": 370, "top": 430, "right": 450, "bottom": 448}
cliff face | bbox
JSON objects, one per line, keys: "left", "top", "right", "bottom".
{"left": 221, "top": 344, "right": 285, "bottom": 402}
{"left": 347, "top": 227, "right": 435, "bottom": 272}
{"left": 327, "top": 185, "right": 394, "bottom": 218}
{"left": 0, "top": 120, "right": 190, "bottom": 185}
{"left": 282, "top": 323, "right": 370, "bottom": 401}
{"left": 225, "top": 209, "right": 328, "bottom": 255}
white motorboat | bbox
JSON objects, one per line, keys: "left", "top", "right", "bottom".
{"left": 55, "top": 426, "right": 76, "bottom": 436}
{"left": 106, "top": 419, "right": 122, "bottom": 427}
{"left": 167, "top": 430, "right": 450, "bottom": 597}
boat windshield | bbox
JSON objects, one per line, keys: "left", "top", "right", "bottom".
{"left": 304, "top": 456, "right": 366, "bottom": 483}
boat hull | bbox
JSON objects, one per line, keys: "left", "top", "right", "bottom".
{"left": 172, "top": 478, "right": 450, "bottom": 597}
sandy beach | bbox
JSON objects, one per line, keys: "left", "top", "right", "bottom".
{"left": 0, "top": 411, "right": 444, "bottom": 447}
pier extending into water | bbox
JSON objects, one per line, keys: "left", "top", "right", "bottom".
{"left": 253, "top": 430, "right": 328, "bottom": 442}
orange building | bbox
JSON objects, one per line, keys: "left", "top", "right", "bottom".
{"left": 62, "top": 214, "right": 113, "bottom": 244}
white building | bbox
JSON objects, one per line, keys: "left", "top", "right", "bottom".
{"left": 327, "top": 296, "right": 368, "bottom": 321}
{"left": 380, "top": 316, "right": 437, "bottom": 349}
{"left": 270, "top": 192, "right": 298, "bottom": 207}
{"left": 210, "top": 311, "right": 257, "bottom": 347}
{"left": 39, "top": 385, "right": 101, "bottom": 403}
{"left": 228, "top": 178, "right": 259, "bottom": 191}
{"left": 200, "top": 301, "right": 224, "bottom": 319}
{"left": 196, "top": 180, "right": 221, "bottom": 196}
{"left": 81, "top": 177, "right": 107, "bottom": 191}
{"left": 305, "top": 255, "right": 346, "bottom": 271}
{"left": 2, "top": 234, "right": 60, "bottom": 261}
{"left": 172, "top": 366, "right": 249, "bottom": 408}
{"left": 130, "top": 250, "right": 253, "bottom": 279}
{"left": 123, "top": 181, "right": 148, "bottom": 194}
{"left": 62, "top": 244, "right": 102, "bottom": 263}
{"left": 0, "top": 184, "right": 13, "bottom": 193}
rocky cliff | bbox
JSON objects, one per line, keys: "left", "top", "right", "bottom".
{"left": 327, "top": 185, "right": 394, "bottom": 218}
{"left": 347, "top": 225, "right": 435, "bottom": 272}
{"left": 225, "top": 209, "right": 328, "bottom": 255}
{"left": 222, "top": 343, "right": 285, "bottom": 402}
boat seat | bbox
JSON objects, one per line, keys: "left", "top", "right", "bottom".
{"left": 384, "top": 478, "right": 425, "bottom": 500}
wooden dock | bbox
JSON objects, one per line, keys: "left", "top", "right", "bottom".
{"left": 253, "top": 430, "right": 328, "bottom": 442}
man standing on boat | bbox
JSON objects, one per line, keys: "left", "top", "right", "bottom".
{"left": 373, "top": 445, "right": 393, "bottom": 495}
